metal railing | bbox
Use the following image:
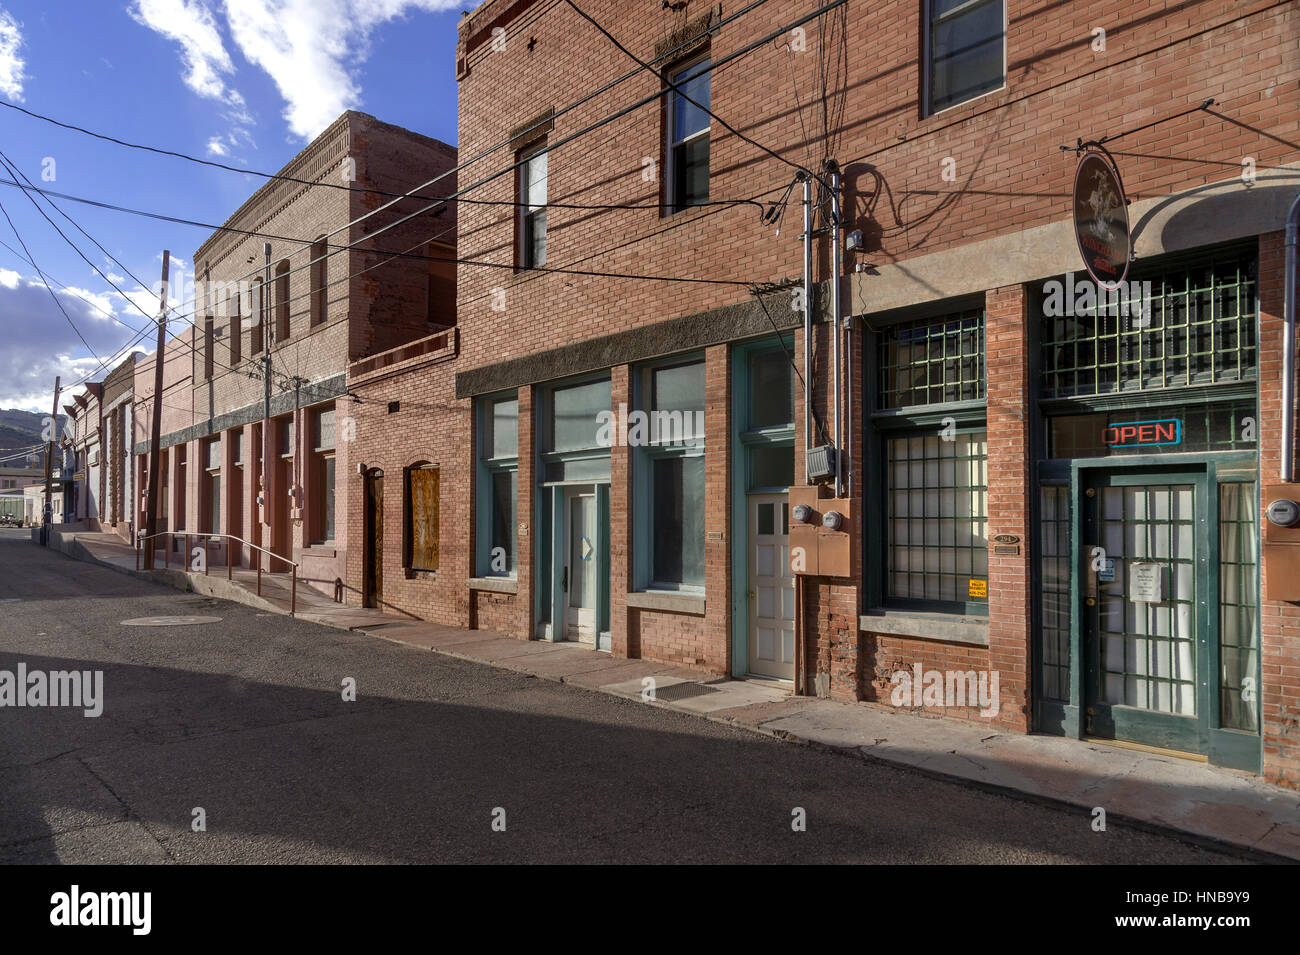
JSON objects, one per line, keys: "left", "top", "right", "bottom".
{"left": 136, "top": 531, "right": 298, "bottom": 616}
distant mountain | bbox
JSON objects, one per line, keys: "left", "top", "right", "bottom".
{"left": 0, "top": 409, "right": 66, "bottom": 468}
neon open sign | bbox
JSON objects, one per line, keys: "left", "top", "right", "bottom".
{"left": 1104, "top": 418, "right": 1182, "bottom": 448}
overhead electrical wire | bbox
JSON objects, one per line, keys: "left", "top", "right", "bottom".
{"left": 16, "top": 0, "right": 838, "bottom": 396}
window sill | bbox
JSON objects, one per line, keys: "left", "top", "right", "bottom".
{"left": 405, "top": 568, "right": 437, "bottom": 580}
{"left": 469, "top": 576, "right": 518, "bottom": 594}
{"left": 859, "top": 610, "right": 988, "bottom": 647}
{"left": 626, "top": 591, "right": 705, "bottom": 615}
{"left": 302, "top": 544, "right": 337, "bottom": 558}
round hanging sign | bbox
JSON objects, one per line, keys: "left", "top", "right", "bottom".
{"left": 1072, "top": 149, "right": 1131, "bottom": 291}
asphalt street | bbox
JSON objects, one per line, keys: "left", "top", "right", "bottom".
{"left": 0, "top": 531, "right": 1249, "bottom": 863}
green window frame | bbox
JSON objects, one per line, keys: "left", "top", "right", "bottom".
{"left": 475, "top": 392, "right": 519, "bottom": 578}
{"left": 867, "top": 307, "right": 988, "bottom": 615}
{"left": 633, "top": 356, "right": 705, "bottom": 592}
{"left": 1040, "top": 244, "right": 1258, "bottom": 399}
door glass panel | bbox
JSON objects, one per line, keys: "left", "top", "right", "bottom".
{"left": 1038, "top": 485, "right": 1071, "bottom": 702}
{"left": 1219, "top": 483, "right": 1259, "bottom": 731}
{"left": 1097, "top": 484, "right": 1197, "bottom": 715}
{"left": 569, "top": 495, "right": 595, "bottom": 608}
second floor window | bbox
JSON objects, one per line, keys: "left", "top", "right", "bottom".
{"left": 925, "top": 0, "right": 1005, "bottom": 114}
{"left": 519, "top": 147, "right": 547, "bottom": 269}
{"left": 667, "top": 58, "right": 710, "bottom": 211}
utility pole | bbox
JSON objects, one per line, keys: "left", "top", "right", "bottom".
{"left": 40, "top": 375, "right": 61, "bottom": 546}
{"left": 143, "top": 251, "right": 170, "bottom": 570}
{"left": 261, "top": 242, "right": 272, "bottom": 540}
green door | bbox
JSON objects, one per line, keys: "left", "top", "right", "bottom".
{"left": 1081, "top": 468, "right": 1209, "bottom": 755}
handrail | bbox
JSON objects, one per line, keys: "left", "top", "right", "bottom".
{"left": 136, "top": 530, "right": 297, "bottom": 616}
{"left": 136, "top": 531, "right": 297, "bottom": 567}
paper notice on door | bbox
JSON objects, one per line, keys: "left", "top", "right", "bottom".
{"left": 1129, "top": 562, "right": 1164, "bottom": 602}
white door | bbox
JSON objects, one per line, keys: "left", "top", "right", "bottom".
{"left": 564, "top": 487, "right": 597, "bottom": 644}
{"left": 748, "top": 494, "right": 794, "bottom": 680}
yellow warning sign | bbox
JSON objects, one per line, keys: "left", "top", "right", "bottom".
{"left": 968, "top": 579, "right": 988, "bottom": 598}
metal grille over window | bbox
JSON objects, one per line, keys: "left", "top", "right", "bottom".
{"left": 878, "top": 309, "right": 985, "bottom": 408}
{"left": 1041, "top": 248, "right": 1257, "bottom": 398}
{"left": 886, "top": 432, "right": 988, "bottom": 604}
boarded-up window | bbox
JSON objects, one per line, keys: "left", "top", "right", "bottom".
{"left": 408, "top": 466, "right": 439, "bottom": 572}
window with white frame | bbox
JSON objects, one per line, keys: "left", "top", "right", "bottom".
{"left": 519, "top": 146, "right": 547, "bottom": 269}
{"left": 925, "top": 0, "right": 1005, "bottom": 115}
{"left": 477, "top": 394, "right": 518, "bottom": 576}
{"left": 636, "top": 359, "right": 705, "bottom": 590}
{"left": 667, "top": 58, "right": 711, "bottom": 212}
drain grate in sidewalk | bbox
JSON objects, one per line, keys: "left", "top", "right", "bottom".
{"left": 654, "top": 682, "right": 721, "bottom": 702}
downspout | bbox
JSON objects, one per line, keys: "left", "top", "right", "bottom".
{"left": 828, "top": 159, "right": 843, "bottom": 498}
{"left": 1284, "top": 193, "right": 1300, "bottom": 483}
{"left": 802, "top": 173, "right": 813, "bottom": 483}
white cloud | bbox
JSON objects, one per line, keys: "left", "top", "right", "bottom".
{"left": 0, "top": 7, "right": 26, "bottom": 101}
{"left": 0, "top": 275, "right": 142, "bottom": 410}
{"left": 128, "top": 0, "right": 254, "bottom": 149}
{"left": 132, "top": 0, "right": 462, "bottom": 150}
{"left": 0, "top": 266, "right": 20, "bottom": 289}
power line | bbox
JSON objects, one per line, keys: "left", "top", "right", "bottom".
{"left": 0, "top": 194, "right": 110, "bottom": 376}
{"left": 562, "top": 0, "right": 827, "bottom": 189}
{"left": 0, "top": 0, "right": 780, "bottom": 209}
{"left": 160, "top": 0, "right": 847, "bottom": 321}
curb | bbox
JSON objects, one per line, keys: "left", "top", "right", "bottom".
{"left": 47, "top": 533, "right": 1300, "bottom": 864}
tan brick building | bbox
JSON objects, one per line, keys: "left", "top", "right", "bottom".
{"left": 133, "top": 110, "right": 457, "bottom": 595}
{"left": 341, "top": 0, "right": 1300, "bottom": 784}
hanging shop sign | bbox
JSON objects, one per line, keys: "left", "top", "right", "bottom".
{"left": 1072, "top": 149, "right": 1131, "bottom": 291}
{"left": 1103, "top": 418, "right": 1182, "bottom": 449}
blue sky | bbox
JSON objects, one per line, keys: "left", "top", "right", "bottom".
{"left": 0, "top": 0, "right": 463, "bottom": 413}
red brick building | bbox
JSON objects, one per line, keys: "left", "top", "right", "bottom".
{"left": 355, "top": 0, "right": 1297, "bottom": 785}
{"left": 133, "top": 111, "right": 457, "bottom": 595}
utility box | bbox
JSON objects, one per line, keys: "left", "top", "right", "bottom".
{"left": 1262, "top": 484, "right": 1300, "bottom": 601}
{"left": 788, "top": 485, "right": 855, "bottom": 578}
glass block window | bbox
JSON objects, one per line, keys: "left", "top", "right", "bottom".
{"left": 1041, "top": 247, "right": 1257, "bottom": 398}
{"left": 879, "top": 309, "right": 985, "bottom": 408}
{"left": 1039, "top": 485, "right": 1071, "bottom": 701}
{"left": 1219, "top": 483, "right": 1259, "bottom": 732}
{"left": 885, "top": 431, "right": 988, "bottom": 604}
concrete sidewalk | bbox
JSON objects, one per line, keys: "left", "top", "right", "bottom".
{"left": 46, "top": 527, "right": 1300, "bottom": 862}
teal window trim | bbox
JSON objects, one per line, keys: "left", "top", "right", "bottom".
{"left": 475, "top": 390, "right": 519, "bottom": 578}
{"left": 730, "top": 335, "right": 795, "bottom": 677}
{"left": 632, "top": 353, "right": 706, "bottom": 593}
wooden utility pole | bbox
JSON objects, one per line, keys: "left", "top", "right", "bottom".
{"left": 142, "top": 251, "right": 170, "bottom": 570}
{"left": 39, "top": 375, "right": 61, "bottom": 546}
